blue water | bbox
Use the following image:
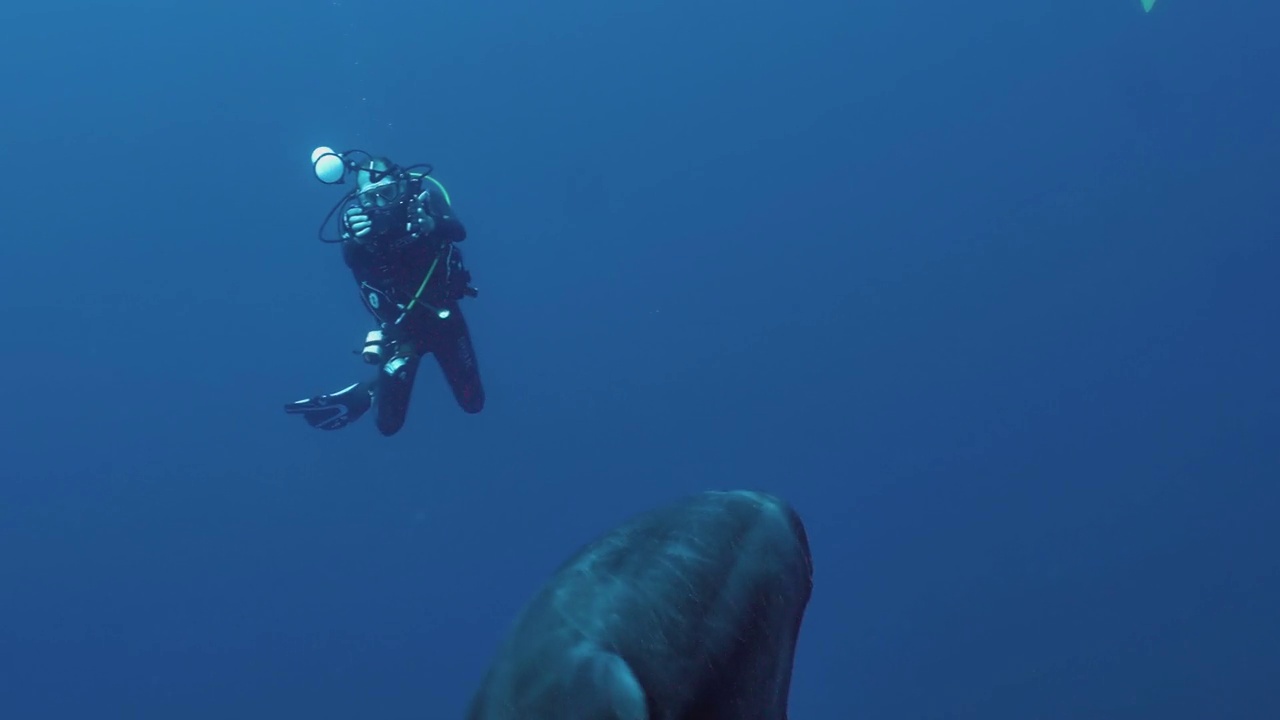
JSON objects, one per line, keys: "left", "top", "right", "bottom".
{"left": 1, "top": 1, "right": 1277, "bottom": 717}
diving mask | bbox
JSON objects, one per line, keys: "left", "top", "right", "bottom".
{"left": 356, "top": 175, "right": 406, "bottom": 209}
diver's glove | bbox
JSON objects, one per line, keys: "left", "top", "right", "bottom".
{"left": 406, "top": 194, "right": 436, "bottom": 238}
{"left": 283, "top": 382, "right": 373, "bottom": 431}
{"left": 343, "top": 206, "right": 374, "bottom": 240}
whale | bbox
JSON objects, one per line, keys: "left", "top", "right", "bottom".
{"left": 466, "top": 490, "right": 815, "bottom": 720}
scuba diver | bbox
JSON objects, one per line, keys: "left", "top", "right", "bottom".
{"left": 284, "top": 147, "right": 485, "bottom": 436}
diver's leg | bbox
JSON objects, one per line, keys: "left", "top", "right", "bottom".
{"left": 375, "top": 351, "right": 423, "bottom": 436}
{"left": 430, "top": 305, "right": 485, "bottom": 414}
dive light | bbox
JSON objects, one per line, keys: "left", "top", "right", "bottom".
{"left": 311, "top": 146, "right": 345, "bottom": 184}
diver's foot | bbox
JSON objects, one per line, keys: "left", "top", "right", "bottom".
{"left": 283, "top": 382, "right": 372, "bottom": 430}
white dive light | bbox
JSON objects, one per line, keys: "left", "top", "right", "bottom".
{"left": 362, "top": 329, "right": 387, "bottom": 364}
{"left": 312, "top": 146, "right": 345, "bottom": 184}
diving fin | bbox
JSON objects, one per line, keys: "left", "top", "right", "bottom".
{"left": 284, "top": 382, "right": 372, "bottom": 431}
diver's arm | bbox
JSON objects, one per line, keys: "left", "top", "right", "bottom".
{"left": 341, "top": 239, "right": 357, "bottom": 269}
{"left": 341, "top": 239, "right": 369, "bottom": 271}
{"left": 417, "top": 178, "right": 467, "bottom": 244}
{"left": 433, "top": 212, "right": 466, "bottom": 244}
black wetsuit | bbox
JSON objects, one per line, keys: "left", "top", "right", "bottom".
{"left": 342, "top": 176, "right": 484, "bottom": 436}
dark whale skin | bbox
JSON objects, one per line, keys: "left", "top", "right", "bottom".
{"left": 466, "top": 490, "right": 814, "bottom": 720}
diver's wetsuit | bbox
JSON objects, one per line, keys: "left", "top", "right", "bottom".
{"left": 344, "top": 177, "right": 485, "bottom": 436}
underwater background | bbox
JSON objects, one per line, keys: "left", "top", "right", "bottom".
{"left": 1, "top": 0, "right": 1277, "bottom": 717}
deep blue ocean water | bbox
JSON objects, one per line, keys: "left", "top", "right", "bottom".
{"left": 1, "top": 1, "right": 1276, "bottom": 717}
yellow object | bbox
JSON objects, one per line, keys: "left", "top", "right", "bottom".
{"left": 1142, "top": 0, "right": 1156, "bottom": 11}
